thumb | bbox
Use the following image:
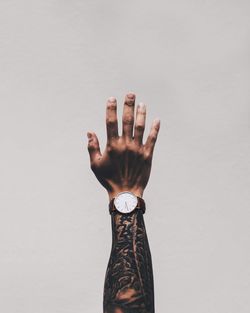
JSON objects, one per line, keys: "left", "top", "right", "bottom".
{"left": 87, "top": 132, "right": 102, "bottom": 166}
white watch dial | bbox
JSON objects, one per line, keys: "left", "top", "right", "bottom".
{"left": 114, "top": 192, "right": 138, "bottom": 214}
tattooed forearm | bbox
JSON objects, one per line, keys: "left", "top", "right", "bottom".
{"left": 103, "top": 210, "right": 154, "bottom": 313}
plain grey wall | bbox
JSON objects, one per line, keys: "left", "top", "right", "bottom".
{"left": 0, "top": 1, "right": 249, "bottom": 312}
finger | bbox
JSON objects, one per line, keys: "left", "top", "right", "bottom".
{"left": 87, "top": 132, "right": 102, "bottom": 166}
{"left": 144, "top": 118, "right": 160, "bottom": 155}
{"left": 106, "top": 96, "right": 118, "bottom": 141}
{"left": 122, "top": 92, "right": 136, "bottom": 140}
{"left": 134, "top": 102, "right": 146, "bottom": 145}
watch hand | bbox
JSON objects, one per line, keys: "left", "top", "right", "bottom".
{"left": 125, "top": 201, "right": 129, "bottom": 211}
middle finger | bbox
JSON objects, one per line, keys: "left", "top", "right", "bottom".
{"left": 122, "top": 92, "right": 136, "bottom": 140}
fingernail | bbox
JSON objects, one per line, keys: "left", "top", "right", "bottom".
{"left": 138, "top": 102, "right": 146, "bottom": 111}
{"left": 154, "top": 118, "right": 161, "bottom": 128}
{"left": 108, "top": 96, "right": 116, "bottom": 102}
{"left": 127, "top": 92, "right": 135, "bottom": 99}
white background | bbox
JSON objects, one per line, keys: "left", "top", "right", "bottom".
{"left": 0, "top": 1, "right": 250, "bottom": 312}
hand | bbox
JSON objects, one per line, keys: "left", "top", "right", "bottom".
{"left": 87, "top": 92, "right": 160, "bottom": 201}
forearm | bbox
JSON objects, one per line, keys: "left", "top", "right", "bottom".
{"left": 86, "top": 92, "right": 160, "bottom": 312}
{"left": 103, "top": 210, "right": 155, "bottom": 313}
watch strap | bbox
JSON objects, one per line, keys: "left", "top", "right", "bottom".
{"left": 109, "top": 196, "right": 146, "bottom": 214}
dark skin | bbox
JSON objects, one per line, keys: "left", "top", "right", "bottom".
{"left": 87, "top": 92, "right": 160, "bottom": 313}
{"left": 87, "top": 92, "right": 160, "bottom": 200}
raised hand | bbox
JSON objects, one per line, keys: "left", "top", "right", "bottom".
{"left": 87, "top": 92, "right": 160, "bottom": 200}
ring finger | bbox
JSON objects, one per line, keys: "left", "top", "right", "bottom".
{"left": 134, "top": 102, "right": 146, "bottom": 145}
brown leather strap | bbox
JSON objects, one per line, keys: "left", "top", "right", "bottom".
{"left": 109, "top": 196, "right": 146, "bottom": 214}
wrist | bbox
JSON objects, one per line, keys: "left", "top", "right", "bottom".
{"left": 107, "top": 188, "right": 144, "bottom": 201}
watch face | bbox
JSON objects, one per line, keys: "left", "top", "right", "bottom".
{"left": 114, "top": 192, "right": 138, "bottom": 214}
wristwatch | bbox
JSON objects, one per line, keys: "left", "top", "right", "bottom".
{"left": 109, "top": 191, "right": 146, "bottom": 215}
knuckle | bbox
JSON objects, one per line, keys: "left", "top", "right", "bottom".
{"left": 124, "top": 100, "right": 135, "bottom": 107}
{"left": 135, "top": 123, "right": 145, "bottom": 132}
{"left": 118, "top": 143, "right": 126, "bottom": 153}
{"left": 144, "top": 150, "right": 152, "bottom": 161}
{"left": 107, "top": 102, "right": 117, "bottom": 110}
{"left": 106, "top": 140, "right": 117, "bottom": 153}
{"left": 137, "top": 148, "right": 144, "bottom": 158}
{"left": 149, "top": 134, "right": 157, "bottom": 142}
{"left": 87, "top": 143, "right": 95, "bottom": 151}
{"left": 123, "top": 115, "right": 134, "bottom": 125}
{"left": 126, "top": 143, "right": 135, "bottom": 152}
{"left": 126, "top": 142, "right": 141, "bottom": 155}
{"left": 138, "top": 109, "right": 146, "bottom": 115}
{"left": 113, "top": 141, "right": 126, "bottom": 154}
{"left": 106, "top": 118, "right": 117, "bottom": 127}
{"left": 124, "top": 94, "right": 135, "bottom": 107}
{"left": 106, "top": 144, "right": 113, "bottom": 153}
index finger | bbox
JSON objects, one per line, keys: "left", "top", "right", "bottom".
{"left": 106, "top": 97, "right": 118, "bottom": 141}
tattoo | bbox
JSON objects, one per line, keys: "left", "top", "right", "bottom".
{"left": 103, "top": 210, "right": 155, "bottom": 313}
